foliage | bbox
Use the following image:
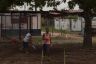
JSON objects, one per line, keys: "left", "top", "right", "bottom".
{"left": 68, "top": 0, "right": 96, "bottom": 13}
{"left": 0, "top": 0, "right": 63, "bottom": 11}
{"left": 29, "top": 0, "right": 62, "bottom": 11}
{"left": 46, "top": 0, "right": 60, "bottom": 7}
{"left": 67, "top": 0, "right": 96, "bottom": 47}
{"left": 65, "top": 15, "right": 78, "bottom": 19}
{"left": 0, "top": 0, "right": 28, "bottom": 10}
{"left": 0, "top": 0, "right": 13, "bottom": 10}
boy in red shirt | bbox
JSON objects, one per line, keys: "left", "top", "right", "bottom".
{"left": 42, "top": 28, "right": 51, "bottom": 55}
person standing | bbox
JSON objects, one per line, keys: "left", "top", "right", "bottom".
{"left": 23, "top": 32, "right": 31, "bottom": 53}
{"left": 42, "top": 28, "right": 51, "bottom": 55}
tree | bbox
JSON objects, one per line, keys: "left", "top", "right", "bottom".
{"left": 0, "top": 0, "right": 14, "bottom": 11}
{"left": 0, "top": 0, "right": 28, "bottom": 11}
{"left": 0, "top": 0, "right": 61, "bottom": 11}
{"left": 0, "top": 0, "right": 38, "bottom": 11}
{"left": 28, "top": 0, "right": 46, "bottom": 11}
{"left": 28, "top": 0, "right": 61, "bottom": 11}
{"left": 67, "top": 0, "right": 96, "bottom": 47}
{"left": 46, "top": 0, "right": 61, "bottom": 10}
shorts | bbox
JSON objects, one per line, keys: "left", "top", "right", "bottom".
{"left": 43, "top": 44, "right": 50, "bottom": 53}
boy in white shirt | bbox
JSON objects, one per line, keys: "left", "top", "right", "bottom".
{"left": 23, "top": 33, "right": 31, "bottom": 53}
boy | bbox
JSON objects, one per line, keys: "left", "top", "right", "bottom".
{"left": 42, "top": 28, "right": 51, "bottom": 55}
{"left": 23, "top": 33, "right": 31, "bottom": 53}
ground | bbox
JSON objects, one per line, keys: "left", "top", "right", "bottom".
{"left": 0, "top": 35, "right": 96, "bottom": 64}
{"left": 0, "top": 44, "right": 64, "bottom": 64}
{"left": 65, "top": 44, "right": 96, "bottom": 64}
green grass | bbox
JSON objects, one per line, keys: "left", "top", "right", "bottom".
{"left": 32, "top": 36, "right": 83, "bottom": 45}
{"left": 1, "top": 36, "right": 96, "bottom": 47}
{"left": 41, "top": 26, "right": 70, "bottom": 33}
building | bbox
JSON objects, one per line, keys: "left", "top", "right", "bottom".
{"left": 54, "top": 16, "right": 96, "bottom": 36}
{"left": 0, "top": 11, "right": 41, "bottom": 39}
{"left": 54, "top": 17, "right": 84, "bottom": 32}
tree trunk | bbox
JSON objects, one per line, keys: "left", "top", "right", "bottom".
{"left": 69, "top": 19, "right": 72, "bottom": 31}
{"left": 35, "top": 1, "right": 37, "bottom": 11}
{"left": 83, "top": 16, "right": 92, "bottom": 47}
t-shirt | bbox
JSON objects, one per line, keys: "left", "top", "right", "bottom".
{"left": 43, "top": 33, "right": 51, "bottom": 44}
{"left": 23, "top": 33, "right": 31, "bottom": 42}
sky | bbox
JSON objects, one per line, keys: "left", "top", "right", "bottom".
{"left": 43, "top": 1, "right": 79, "bottom": 11}
{"left": 15, "top": 0, "right": 79, "bottom": 11}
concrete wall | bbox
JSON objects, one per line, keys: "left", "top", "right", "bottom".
{"left": 54, "top": 17, "right": 84, "bottom": 31}
{"left": 54, "top": 18, "right": 70, "bottom": 30}
{"left": 0, "top": 13, "right": 41, "bottom": 29}
{"left": 0, "top": 13, "right": 41, "bottom": 37}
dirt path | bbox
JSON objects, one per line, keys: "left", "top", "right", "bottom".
{"left": 1, "top": 44, "right": 96, "bottom": 64}
{"left": 0, "top": 44, "right": 65, "bottom": 64}
{"left": 42, "top": 44, "right": 64, "bottom": 64}
{"left": 0, "top": 45, "right": 42, "bottom": 64}
{"left": 65, "top": 45, "right": 96, "bottom": 64}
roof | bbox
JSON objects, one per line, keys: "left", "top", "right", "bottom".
{"left": 0, "top": 10, "right": 83, "bottom": 17}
